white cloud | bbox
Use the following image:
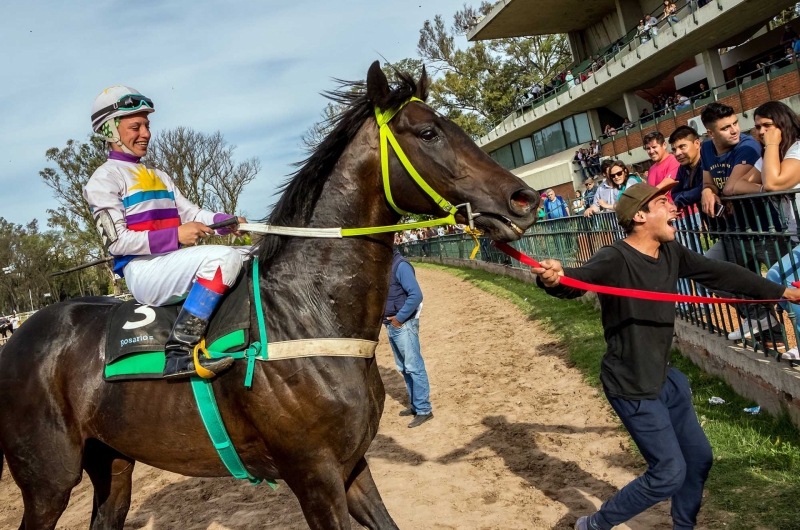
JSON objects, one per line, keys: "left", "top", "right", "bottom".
{"left": 2, "top": 0, "right": 470, "bottom": 225}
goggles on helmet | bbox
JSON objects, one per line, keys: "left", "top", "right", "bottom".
{"left": 91, "top": 94, "right": 154, "bottom": 123}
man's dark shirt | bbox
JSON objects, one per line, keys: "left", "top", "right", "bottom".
{"left": 671, "top": 161, "right": 702, "bottom": 209}
{"left": 583, "top": 186, "right": 597, "bottom": 208}
{"left": 540, "top": 240, "right": 784, "bottom": 400}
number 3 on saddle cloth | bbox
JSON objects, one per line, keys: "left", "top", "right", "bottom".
{"left": 104, "top": 272, "right": 251, "bottom": 381}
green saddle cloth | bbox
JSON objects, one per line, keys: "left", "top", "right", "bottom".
{"left": 104, "top": 329, "right": 246, "bottom": 381}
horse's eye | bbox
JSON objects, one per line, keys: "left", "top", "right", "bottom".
{"left": 419, "top": 129, "right": 438, "bottom": 141}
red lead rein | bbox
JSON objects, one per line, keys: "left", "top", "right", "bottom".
{"left": 493, "top": 242, "right": 790, "bottom": 305}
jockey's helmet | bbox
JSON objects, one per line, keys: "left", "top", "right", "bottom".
{"left": 91, "top": 86, "right": 155, "bottom": 154}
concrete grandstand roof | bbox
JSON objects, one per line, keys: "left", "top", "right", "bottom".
{"left": 468, "top": 0, "right": 618, "bottom": 40}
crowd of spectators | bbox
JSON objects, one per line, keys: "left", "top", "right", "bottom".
{"left": 515, "top": 0, "right": 720, "bottom": 117}
{"left": 573, "top": 141, "right": 602, "bottom": 180}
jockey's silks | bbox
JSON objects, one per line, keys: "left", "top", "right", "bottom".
{"left": 83, "top": 152, "right": 234, "bottom": 274}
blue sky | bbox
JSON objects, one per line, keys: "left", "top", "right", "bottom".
{"left": 3, "top": 0, "right": 470, "bottom": 226}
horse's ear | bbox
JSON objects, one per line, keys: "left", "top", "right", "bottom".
{"left": 415, "top": 65, "right": 430, "bottom": 102}
{"left": 366, "top": 60, "right": 390, "bottom": 109}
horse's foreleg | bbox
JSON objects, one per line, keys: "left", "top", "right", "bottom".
{"left": 345, "top": 458, "right": 399, "bottom": 530}
{"left": 83, "top": 441, "right": 134, "bottom": 530}
{"left": 283, "top": 460, "right": 352, "bottom": 530}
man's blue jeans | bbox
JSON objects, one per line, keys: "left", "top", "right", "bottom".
{"left": 591, "top": 369, "right": 712, "bottom": 530}
{"left": 384, "top": 319, "right": 432, "bottom": 415}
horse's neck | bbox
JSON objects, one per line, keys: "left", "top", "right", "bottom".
{"left": 260, "top": 122, "right": 398, "bottom": 342}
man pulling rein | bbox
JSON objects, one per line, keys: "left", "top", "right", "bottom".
{"left": 83, "top": 86, "right": 247, "bottom": 379}
{"left": 531, "top": 182, "right": 800, "bottom": 530}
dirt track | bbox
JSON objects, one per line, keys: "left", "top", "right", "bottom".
{"left": 0, "top": 267, "right": 681, "bottom": 529}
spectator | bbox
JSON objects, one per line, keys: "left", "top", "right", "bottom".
{"left": 436, "top": 226, "right": 445, "bottom": 237}
{"left": 780, "top": 24, "right": 799, "bottom": 49}
{"left": 750, "top": 101, "right": 800, "bottom": 359}
{"left": 622, "top": 118, "right": 635, "bottom": 129}
{"left": 693, "top": 83, "right": 709, "bottom": 102}
{"left": 603, "top": 124, "right": 617, "bottom": 138}
{"left": 644, "top": 131, "right": 681, "bottom": 192}
{"left": 663, "top": 1, "right": 679, "bottom": 25}
{"left": 585, "top": 160, "right": 622, "bottom": 217}
{"left": 640, "top": 107, "right": 652, "bottom": 123}
{"left": 607, "top": 161, "right": 643, "bottom": 193}
{"left": 645, "top": 14, "right": 659, "bottom": 36}
{"left": 571, "top": 190, "right": 586, "bottom": 215}
{"left": 383, "top": 247, "right": 433, "bottom": 428}
{"left": 675, "top": 93, "right": 690, "bottom": 109}
{"left": 574, "top": 150, "right": 589, "bottom": 180}
{"left": 700, "top": 102, "right": 785, "bottom": 343}
{"left": 583, "top": 177, "right": 598, "bottom": 210}
{"left": 565, "top": 70, "right": 574, "bottom": 84}
{"left": 543, "top": 188, "right": 570, "bottom": 219}
{"left": 669, "top": 126, "right": 703, "bottom": 210}
{"left": 637, "top": 20, "right": 650, "bottom": 43}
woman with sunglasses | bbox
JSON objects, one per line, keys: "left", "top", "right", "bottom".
{"left": 83, "top": 86, "right": 247, "bottom": 379}
{"left": 741, "top": 101, "right": 800, "bottom": 359}
{"left": 584, "top": 160, "right": 624, "bottom": 216}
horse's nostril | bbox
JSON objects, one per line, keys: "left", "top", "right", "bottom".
{"left": 510, "top": 189, "right": 538, "bottom": 215}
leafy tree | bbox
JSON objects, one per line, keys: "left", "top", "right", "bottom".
{"left": 301, "top": 3, "right": 571, "bottom": 143}
{"left": 418, "top": 2, "right": 571, "bottom": 136}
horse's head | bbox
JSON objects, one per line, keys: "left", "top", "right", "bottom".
{"left": 366, "top": 61, "right": 539, "bottom": 241}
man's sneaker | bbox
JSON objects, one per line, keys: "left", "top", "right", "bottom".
{"left": 782, "top": 347, "right": 800, "bottom": 361}
{"left": 727, "top": 316, "right": 775, "bottom": 341}
{"left": 399, "top": 407, "right": 415, "bottom": 417}
{"left": 574, "top": 516, "right": 589, "bottom": 530}
{"left": 408, "top": 413, "right": 433, "bottom": 428}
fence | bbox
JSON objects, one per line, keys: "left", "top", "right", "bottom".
{"left": 399, "top": 192, "right": 800, "bottom": 364}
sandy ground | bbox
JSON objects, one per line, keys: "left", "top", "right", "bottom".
{"left": 0, "top": 267, "right": 683, "bottom": 529}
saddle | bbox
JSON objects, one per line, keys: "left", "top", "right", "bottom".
{"left": 104, "top": 272, "right": 251, "bottom": 381}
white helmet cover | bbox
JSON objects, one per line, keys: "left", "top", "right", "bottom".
{"left": 91, "top": 86, "right": 155, "bottom": 154}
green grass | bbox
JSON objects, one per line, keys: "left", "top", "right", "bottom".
{"left": 418, "top": 262, "right": 800, "bottom": 530}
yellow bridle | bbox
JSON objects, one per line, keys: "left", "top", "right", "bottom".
{"left": 338, "top": 97, "right": 460, "bottom": 237}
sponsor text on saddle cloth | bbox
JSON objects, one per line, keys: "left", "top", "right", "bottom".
{"left": 104, "top": 272, "right": 251, "bottom": 380}
{"left": 103, "top": 267, "right": 379, "bottom": 381}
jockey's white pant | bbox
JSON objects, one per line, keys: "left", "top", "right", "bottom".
{"left": 124, "top": 245, "right": 250, "bottom": 307}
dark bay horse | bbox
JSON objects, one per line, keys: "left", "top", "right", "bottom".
{"left": 0, "top": 62, "right": 538, "bottom": 530}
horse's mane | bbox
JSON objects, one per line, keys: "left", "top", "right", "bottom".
{"left": 256, "top": 71, "right": 419, "bottom": 265}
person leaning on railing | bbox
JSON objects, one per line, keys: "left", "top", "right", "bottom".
{"left": 741, "top": 101, "right": 800, "bottom": 360}
{"left": 584, "top": 160, "right": 625, "bottom": 217}
{"left": 700, "top": 102, "right": 788, "bottom": 344}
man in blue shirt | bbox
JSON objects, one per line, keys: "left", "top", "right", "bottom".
{"left": 383, "top": 248, "right": 433, "bottom": 428}
{"left": 544, "top": 188, "right": 570, "bottom": 219}
{"left": 699, "top": 103, "right": 787, "bottom": 342}
{"left": 670, "top": 126, "right": 703, "bottom": 211}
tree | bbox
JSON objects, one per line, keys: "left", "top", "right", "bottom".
{"left": 300, "top": 3, "right": 572, "bottom": 143}
{"left": 418, "top": 3, "right": 571, "bottom": 136}
{"left": 40, "top": 136, "right": 117, "bottom": 293}
{"left": 145, "top": 128, "right": 259, "bottom": 214}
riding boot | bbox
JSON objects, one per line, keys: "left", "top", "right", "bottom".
{"left": 163, "top": 280, "right": 234, "bottom": 379}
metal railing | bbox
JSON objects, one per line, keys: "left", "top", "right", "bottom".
{"left": 600, "top": 57, "right": 800, "bottom": 158}
{"left": 399, "top": 192, "right": 800, "bottom": 364}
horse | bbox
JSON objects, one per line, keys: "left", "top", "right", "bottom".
{"left": 0, "top": 61, "right": 539, "bottom": 530}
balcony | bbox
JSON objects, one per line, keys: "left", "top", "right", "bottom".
{"left": 474, "top": 0, "right": 786, "bottom": 153}
{"left": 600, "top": 62, "right": 800, "bottom": 158}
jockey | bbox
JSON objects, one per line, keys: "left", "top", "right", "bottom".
{"left": 83, "top": 86, "right": 246, "bottom": 379}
